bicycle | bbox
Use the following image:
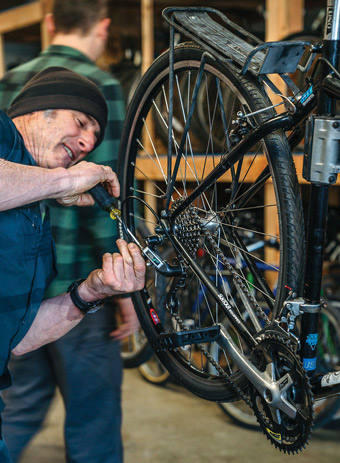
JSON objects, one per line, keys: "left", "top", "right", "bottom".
{"left": 133, "top": 264, "right": 340, "bottom": 428}
{"left": 91, "top": 0, "right": 340, "bottom": 454}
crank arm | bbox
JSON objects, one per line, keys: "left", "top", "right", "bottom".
{"left": 216, "top": 324, "right": 297, "bottom": 419}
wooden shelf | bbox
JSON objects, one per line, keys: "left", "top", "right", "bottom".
{"left": 134, "top": 154, "right": 312, "bottom": 184}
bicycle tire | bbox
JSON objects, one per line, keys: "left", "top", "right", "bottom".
{"left": 121, "top": 329, "right": 154, "bottom": 369}
{"left": 121, "top": 222, "right": 156, "bottom": 368}
{"left": 118, "top": 43, "right": 305, "bottom": 402}
{"left": 138, "top": 354, "right": 171, "bottom": 385}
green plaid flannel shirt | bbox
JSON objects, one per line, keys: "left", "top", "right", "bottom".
{"left": 0, "top": 45, "right": 125, "bottom": 297}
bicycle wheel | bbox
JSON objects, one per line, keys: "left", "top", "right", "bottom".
{"left": 118, "top": 43, "right": 304, "bottom": 401}
{"left": 138, "top": 354, "right": 171, "bottom": 385}
{"left": 121, "top": 328, "right": 154, "bottom": 369}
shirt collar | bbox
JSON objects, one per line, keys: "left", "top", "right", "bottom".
{"left": 40, "top": 45, "right": 94, "bottom": 65}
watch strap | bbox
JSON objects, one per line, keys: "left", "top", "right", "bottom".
{"left": 67, "top": 279, "right": 104, "bottom": 314}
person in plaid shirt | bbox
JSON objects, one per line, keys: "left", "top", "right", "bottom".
{"left": 0, "top": 1, "right": 139, "bottom": 462}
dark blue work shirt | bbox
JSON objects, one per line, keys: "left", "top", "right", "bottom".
{"left": 0, "top": 111, "right": 57, "bottom": 396}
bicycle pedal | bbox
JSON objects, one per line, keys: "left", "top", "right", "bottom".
{"left": 155, "top": 325, "right": 220, "bottom": 351}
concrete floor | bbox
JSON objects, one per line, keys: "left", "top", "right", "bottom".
{"left": 16, "top": 369, "right": 340, "bottom": 463}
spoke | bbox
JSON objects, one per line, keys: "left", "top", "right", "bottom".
{"left": 132, "top": 164, "right": 166, "bottom": 196}
{"left": 129, "top": 214, "right": 159, "bottom": 229}
{"left": 223, "top": 203, "right": 277, "bottom": 215}
{"left": 131, "top": 187, "right": 165, "bottom": 200}
{"left": 197, "top": 75, "right": 218, "bottom": 185}
{"left": 200, "top": 241, "right": 257, "bottom": 321}
{"left": 176, "top": 74, "right": 195, "bottom": 159}
{"left": 154, "top": 81, "right": 204, "bottom": 190}
{"left": 216, "top": 77, "right": 232, "bottom": 150}
{"left": 202, "top": 245, "right": 276, "bottom": 304}
{"left": 151, "top": 98, "right": 181, "bottom": 160}
{"left": 197, "top": 279, "right": 216, "bottom": 323}
{"left": 232, "top": 146, "right": 263, "bottom": 202}
{"left": 220, "top": 221, "right": 279, "bottom": 241}
{"left": 136, "top": 137, "right": 167, "bottom": 184}
{"left": 175, "top": 73, "right": 204, "bottom": 195}
{"left": 162, "top": 84, "right": 169, "bottom": 113}
{"left": 218, "top": 236, "right": 279, "bottom": 272}
{"left": 204, "top": 74, "right": 220, "bottom": 161}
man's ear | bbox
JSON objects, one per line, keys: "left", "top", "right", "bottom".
{"left": 97, "top": 18, "right": 111, "bottom": 41}
{"left": 45, "top": 13, "right": 56, "bottom": 37}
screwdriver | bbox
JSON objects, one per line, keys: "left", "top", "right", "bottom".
{"left": 89, "top": 183, "right": 141, "bottom": 247}
{"left": 88, "top": 183, "right": 121, "bottom": 220}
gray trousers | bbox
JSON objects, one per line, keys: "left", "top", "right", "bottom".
{"left": 2, "top": 310, "right": 123, "bottom": 463}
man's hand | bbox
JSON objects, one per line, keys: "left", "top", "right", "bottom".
{"left": 57, "top": 161, "right": 120, "bottom": 206}
{"left": 12, "top": 239, "right": 145, "bottom": 356}
{"left": 109, "top": 297, "right": 140, "bottom": 341}
{"left": 0, "top": 159, "right": 119, "bottom": 211}
{"left": 77, "top": 239, "right": 146, "bottom": 301}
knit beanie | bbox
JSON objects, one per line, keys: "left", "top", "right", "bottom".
{"left": 8, "top": 66, "right": 108, "bottom": 148}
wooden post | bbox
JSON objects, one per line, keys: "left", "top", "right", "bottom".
{"left": 141, "top": 0, "right": 154, "bottom": 75}
{"left": 40, "top": 0, "right": 54, "bottom": 50}
{"left": 141, "top": 0, "right": 157, "bottom": 225}
{"left": 265, "top": 0, "right": 305, "bottom": 104}
{"left": 265, "top": 0, "right": 304, "bottom": 42}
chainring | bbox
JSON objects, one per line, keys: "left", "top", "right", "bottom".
{"left": 249, "top": 333, "right": 314, "bottom": 454}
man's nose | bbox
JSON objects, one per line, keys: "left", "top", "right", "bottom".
{"left": 77, "top": 130, "right": 96, "bottom": 153}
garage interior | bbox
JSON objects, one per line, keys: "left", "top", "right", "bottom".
{"left": 1, "top": 0, "right": 340, "bottom": 462}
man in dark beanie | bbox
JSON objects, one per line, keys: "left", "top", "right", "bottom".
{"left": 0, "top": 2, "right": 141, "bottom": 463}
{"left": 0, "top": 2, "right": 141, "bottom": 462}
{"left": 0, "top": 66, "right": 145, "bottom": 463}
{"left": 8, "top": 66, "right": 108, "bottom": 148}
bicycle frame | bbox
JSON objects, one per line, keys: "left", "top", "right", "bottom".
{"left": 156, "top": 0, "right": 340, "bottom": 402}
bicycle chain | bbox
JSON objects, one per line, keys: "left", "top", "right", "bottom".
{"left": 165, "top": 205, "right": 312, "bottom": 451}
{"left": 186, "top": 206, "right": 269, "bottom": 323}
{"left": 170, "top": 306, "right": 252, "bottom": 405}
{"left": 167, "top": 204, "right": 262, "bottom": 404}
{"left": 203, "top": 228, "right": 270, "bottom": 324}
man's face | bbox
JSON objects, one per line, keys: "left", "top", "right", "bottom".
{"left": 20, "top": 109, "right": 100, "bottom": 169}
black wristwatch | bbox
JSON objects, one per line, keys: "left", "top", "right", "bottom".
{"left": 67, "top": 279, "right": 104, "bottom": 314}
